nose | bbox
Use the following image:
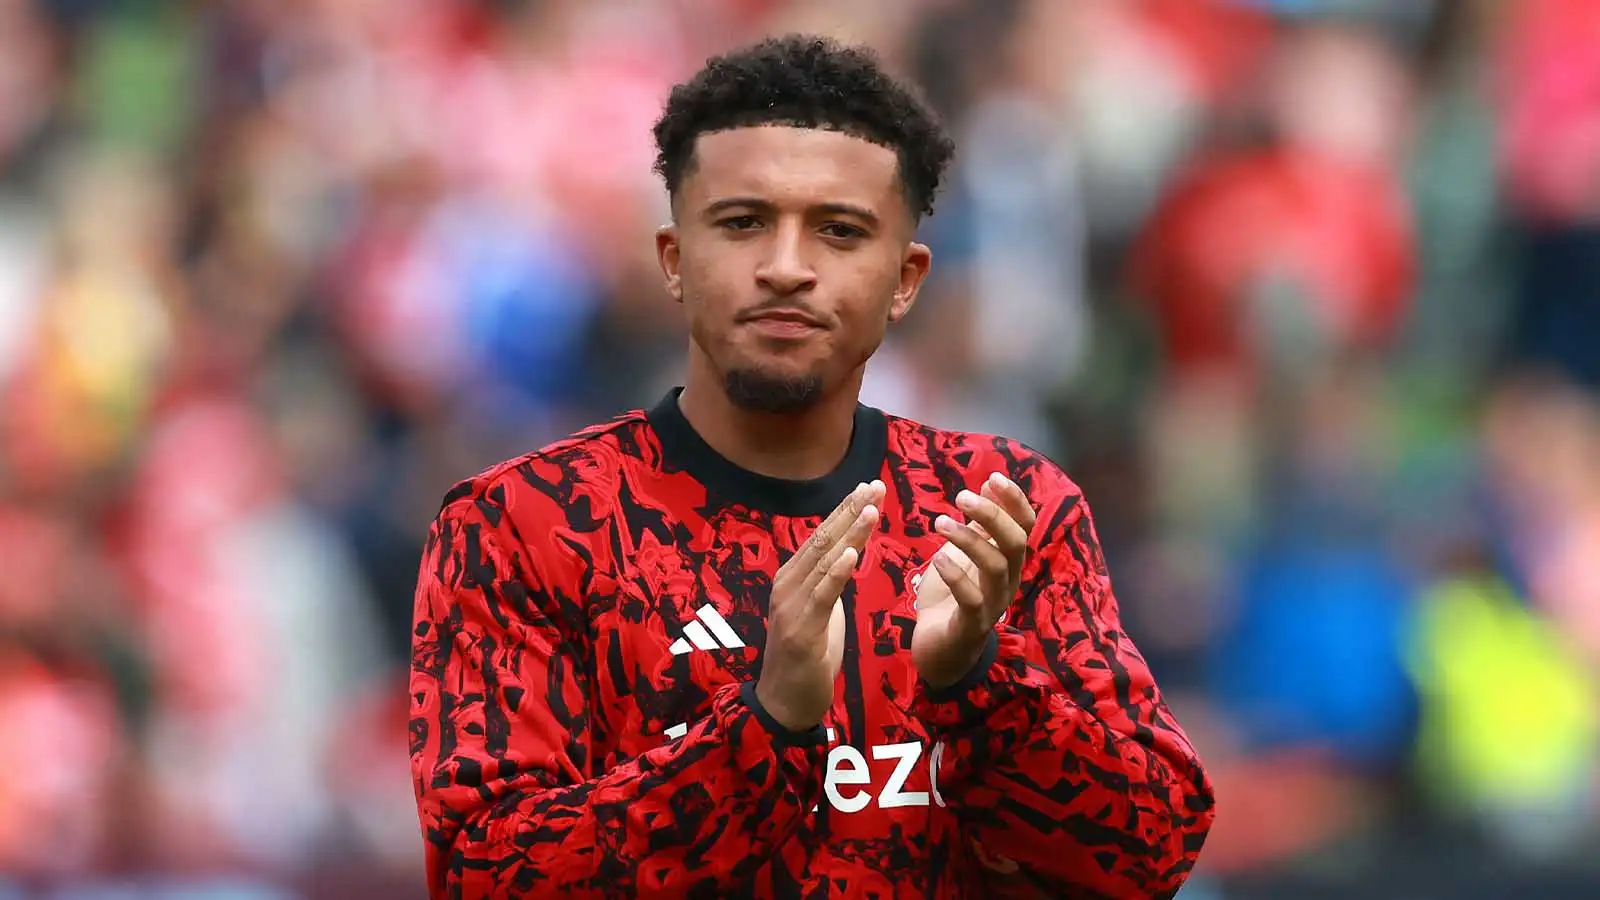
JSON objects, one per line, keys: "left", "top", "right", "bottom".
{"left": 754, "top": 221, "right": 817, "bottom": 296}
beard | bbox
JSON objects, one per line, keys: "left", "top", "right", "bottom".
{"left": 721, "top": 366, "right": 826, "bottom": 413}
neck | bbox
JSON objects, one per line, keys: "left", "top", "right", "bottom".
{"left": 678, "top": 353, "right": 865, "bottom": 482}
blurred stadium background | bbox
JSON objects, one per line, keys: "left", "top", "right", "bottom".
{"left": 1, "top": 0, "right": 1598, "bottom": 897}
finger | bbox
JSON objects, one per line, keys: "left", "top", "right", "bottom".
{"left": 985, "top": 476, "right": 1041, "bottom": 586}
{"left": 841, "top": 498, "right": 881, "bottom": 554}
{"left": 930, "top": 537, "right": 979, "bottom": 582}
{"left": 955, "top": 489, "right": 1029, "bottom": 560}
{"left": 795, "top": 484, "right": 861, "bottom": 566}
{"left": 935, "top": 514, "right": 1010, "bottom": 589}
{"left": 984, "top": 472, "right": 1037, "bottom": 533}
{"left": 819, "top": 480, "right": 884, "bottom": 544}
{"left": 811, "top": 545, "right": 860, "bottom": 609}
{"left": 806, "top": 502, "right": 879, "bottom": 593}
{"left": 791, "top": 481, "right": 878, "bottom": 572}
{"left": 966, "top": 518, "right": 994, "bottom": 543}
{"left": 930, "top": 546, "right": 986, "bottom": 612}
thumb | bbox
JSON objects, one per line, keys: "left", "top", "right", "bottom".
{"left": 827, "top": 597, "right": 847, "bottom": 668}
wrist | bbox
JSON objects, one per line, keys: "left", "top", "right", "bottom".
{"left": 921, "top": 631, "right": 1000, "bottom": 701}
{"left": 739, "top": 682, "right": 828, "bottom": 748}
{"left": 913, "top": 628, "right": 1043, "bottom": 738}
{"left": 752, "top": 679, "right": 823, "bottom": 734}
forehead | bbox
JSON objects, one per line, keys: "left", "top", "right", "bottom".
{"left": 683, "top": 126, "right": 904, "bottom": 212}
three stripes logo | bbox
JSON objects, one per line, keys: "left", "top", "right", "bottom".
{"left": 669, "top": 604, "right": 746, "bottom": 654}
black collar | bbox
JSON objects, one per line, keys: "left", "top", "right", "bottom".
{"left": 646, "top": 387, "right": 888, "bottom": 518}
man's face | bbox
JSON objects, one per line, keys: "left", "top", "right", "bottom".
{"left": 657, "top": 126, "right": 931, "bottom": 413}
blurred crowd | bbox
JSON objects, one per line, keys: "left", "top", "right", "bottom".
{"left": 2, "top": 0, "right": 1598, "bottom": 897}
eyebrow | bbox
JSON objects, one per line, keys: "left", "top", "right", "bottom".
{"left": 702, "top": 197, "right": 880, "bottom": 228}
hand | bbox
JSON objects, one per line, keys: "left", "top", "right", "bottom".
{"left": 755, "top": 480, "right": 885, "bottom": 732}
{"left": 911, "top": 473, "right": 1036, "bottom": 690}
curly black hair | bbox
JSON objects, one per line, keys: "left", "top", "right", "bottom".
{"left": 653, "top": 35, "right": 955, "bottom": 220}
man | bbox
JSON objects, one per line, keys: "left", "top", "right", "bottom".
{"left": 410, "top": 35, "right": 1214, "bottom": 899}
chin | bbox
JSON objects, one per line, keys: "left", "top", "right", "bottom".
{"left": 721, "top": 366, "right": 827, "bottom": 413}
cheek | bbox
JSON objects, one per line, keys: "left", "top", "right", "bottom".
{"left": 679, "top": 249, "right": 744, "bottom": 316}
{"left": 833, "top": 299, "right": 894, "bottom": 366}
{"left": 842, "top": 263, "right": 902, "bottom": 331}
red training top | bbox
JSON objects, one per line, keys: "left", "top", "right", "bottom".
{"left": 409, "top": 389, "right": 1215, "bottom": 898}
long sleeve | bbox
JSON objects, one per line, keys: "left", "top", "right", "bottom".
{"left": 911, "top": 472, "right": 1216, "bottom": 898}
{"left": 409, "top": 483, "right": 828, "bottom": 899}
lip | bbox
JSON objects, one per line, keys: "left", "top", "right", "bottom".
{"left": 742, "top": 311, "right": 826, "bottom": 336}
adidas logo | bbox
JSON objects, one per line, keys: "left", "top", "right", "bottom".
{"left": 669, "top": 604, "right": 746, "bottom": 654}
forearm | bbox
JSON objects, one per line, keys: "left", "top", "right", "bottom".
{"left": 421, "top": 682, "right": 826, "bottom": 899}
{"left": 914, "top": 627, "right": 1215, "bottom": 898}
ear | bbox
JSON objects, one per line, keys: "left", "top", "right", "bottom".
{"left": 887, "top": 241, "right": 932, "bottom": 324}
{"left": 656, "top": 224, "right": 683, "bottom": 302}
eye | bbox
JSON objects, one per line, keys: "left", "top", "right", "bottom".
{"left": 718, "top": 215, "right": 762, "bottom": 232}
{"left": 820, "top": 222, "right": 867, "bottom": 240}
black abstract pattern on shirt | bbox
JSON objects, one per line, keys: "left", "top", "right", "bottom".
{"left": 410, "top": 408, "right": 1215, "bottom": 899}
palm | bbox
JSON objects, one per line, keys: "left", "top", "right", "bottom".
{"left": 909, "top": 548, "right": 982, "bottom": 684}
{"left": 826, "top": 597, "right": 847, "bottom": 677}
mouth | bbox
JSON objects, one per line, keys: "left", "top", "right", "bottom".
{"left": 741, "top": 310, "right": 826, "bottom": 337}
